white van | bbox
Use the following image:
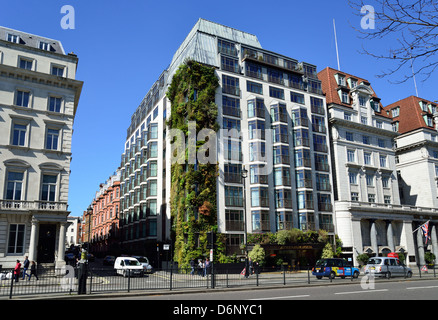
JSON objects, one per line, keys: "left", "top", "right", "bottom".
{"left": 114, "top": 257, "right": 144, "bottom": 277}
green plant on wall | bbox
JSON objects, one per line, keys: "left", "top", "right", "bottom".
{"left": 166, "top": 59, "right": 220, "bottom": 268}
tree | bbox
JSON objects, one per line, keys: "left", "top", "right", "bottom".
{"left": 248, "top": 244, "right": 266, "bottom": 266}
{"left": 321, "top": 243, "right": 334, "bottom": 259}
{"left": 349, "top": 0, "right": 438, "bottom": 83}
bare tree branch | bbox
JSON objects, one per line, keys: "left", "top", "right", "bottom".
{"left": 349, "top": 0, "right": 438, "bottom": 83}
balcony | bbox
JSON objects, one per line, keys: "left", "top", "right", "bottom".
{"left": 0, "top": 200, "right": 68, "bottom": 211}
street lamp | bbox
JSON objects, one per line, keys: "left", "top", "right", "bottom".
{"left": 241, "top": 166, "right": 248, "bottom": 275}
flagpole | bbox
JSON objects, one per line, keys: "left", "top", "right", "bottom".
{"left": 412, "top": 220, "right": 430, "bottom": 233}
{"left": 333, "top": 19, "right": 341, "bottom": 71}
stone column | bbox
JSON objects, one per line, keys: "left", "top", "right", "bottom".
{"left": 386, "top": 220, "right": 395, "bottom": 253}
{"left": 431, "top": 224, "right": 438, "bottom": 266}
{"left": 28, "top": 218, "right": 38, "bottom": 262}
{"left": 417, "top": 226, "right": 426, "bottom": 266}
{"left": 370, "top": 219, "right": 378, "bottom": 256}
{"left": 56, "top": 222, "right": 67, "bottom": 267}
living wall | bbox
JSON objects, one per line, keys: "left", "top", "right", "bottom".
{"left": 166, "top": 60, "right": 221, "bottom": 268}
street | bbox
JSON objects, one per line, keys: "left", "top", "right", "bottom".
{"left": 99, "top": 278, "right": 438, "bottom": 300}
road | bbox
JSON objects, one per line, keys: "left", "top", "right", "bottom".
{"left": 101, "top": 278, "right": 438, "bottom": 300}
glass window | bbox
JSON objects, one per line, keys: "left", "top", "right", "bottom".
{"left": 346, "top": 132, "right": 354, "bottom": 141}
{"left": 347, "top": 149, "right": 355, "bottom": 162}
{"left": 349, "top": 172, "right": 357, "bottom": 184}
{"left": 41, "top": 175, "right": 57, "bottom": 202}
{"left": 16, "top": 90, "right": 30, "bottom": 107}
{"left": 49, "top": 96, "right": 62, "bottom": 112}
{"left": 46, "top": 128, "right": 59, "bottom": 150}
{"left": 8, "top": 224, "right": 25, "bottom": 254}
{"left": 6, "top": 172, "right": 24, "bottom": 200}
{"left": 364, "top": 152, "right": 372, "bottom": 165}
{"left": 269, "top": 86, "right": 284, "bottom": 100}
{"left": 291, "top": 92, "right": 305, "bottom": 104}
{"left": 296, "top": 169, "right": 312, "bottom": 188}
{"left": 19, "top": 58, "right": 32, "bottom": 70}
{"left": 52, "top": 66, "right": 64, "bottom": 77}
{"left": 12, "top": 124, "right": 26, "bottom": 146}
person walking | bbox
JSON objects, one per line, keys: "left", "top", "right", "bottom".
{"left": 22, "top": 256, "right": 30, "bottom": 280}
{"left": 204, "top": 258, "right": 210, "bottom": 277}
{"left": 29, "top": 261, "right": 38, "bottom": 281}
{"left": 190, "top": 258, "right": 195, "bottom": 275}
{"left": 13, "top": 260, "right": 21, "bottom": 283}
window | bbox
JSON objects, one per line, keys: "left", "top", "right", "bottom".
{"left": 295, "top": 149, "right": 311, "bottom": 167}
{"left": 247, "top": 98, "right": 264, "bottom": 118}
{"left": 6, "top": 172, "right": 24, "bottom": 200}
{"left": 378, "top": 139, "right": 385, "bottom": 148}
{"left": 382, "top": 176, "right": 390, "bottom": 188}
{"left": 376, "top": 120, "right": 383, "bottom": 129}
{"left": 41, "top": 175, "right": 57, "bottom": 202}
{"left": 225, "top": 164, "right": 242, "bottom": 183}
{"left": 362, "top": 135, "right": 370, "bottom": 145}
{"left": 391, "top": 107, "right": 400, "bottom": 118}
{"left": 341, "top": 91, "right": 349, "bottom": 104}
{"left": 291, "top": 92, "right": 305, "bottom": 104}
{"left": 12, "top": 123, "right": 27, "bottom": 146}
{"left": 148, "top": 180, "right": 157, "bottom": 197}
{"left": 366, "top": 174, "right": 374, "bottom": 187}
{"left": 48, "top": 96, "right": 62, "bottom": 112}
{"left": 147, "top": 161, "right": 158, "bottom": 177}
{"left": 222, "top": 96, "right": 240, "bottom": 117}
{"left": 292, "top": 108, "right": 308, "bottom": 127}
{"left": 249, "top": 142, "right": 265, "bottom": 162}
{"left": 39, "top": 42, "right": 51, "bottom": 51}
{"left": 347, "top": 149, "right": 355, "bottom": 162}
{"left": 344, "top": 112, "right": 352, "bottom": 121}
{"left": 351, "top": 192, "right": 359, "bottom": 201}
{"left": 19, "top": 58, "right": 33, "bottom": 70}
{"left": 16, "top": 90, "right": 30, "bottom": 107}
{"left": 364, "top": 152, "right": 372, "bottom": 165}
{"left": 273, "top": 124, "right": 288, "bottom": 143}
{"left": 7, "top": 33, "right": 19, "bottom": 43}
{"left": 379, "top": 155, "right": 387, "bottom": 167}
{"left": 218, "top": 39, "right": 237, "bottom": 56}
{"left": 349, "top": 172, "right": 357, "bottom": 184}
{"left": 153, "top": 107, "right": 159, "bottom": 120}
{"left": 270, "top": 103, "right": 287, "bottom": 123}
{"left": 250, "top": 187, "right": 269, "bottom": 207}
{"left": 226, "top": 210, "right": 243, "bottom": 231}
{"left": 246, "top": 63, "right": 263, "bottom": 80}
{"left": 273, "top": 145, "right": 289, "bottom": 164}
{"left": 346, "top": 132, "right": 354, "bottom": 141}
{"left": 296, "top": 169, "right": 312, "bottom": 188}
{"left": 221, "top": 56, "right": 239, "bottom": 73}
{"left": 269, "top": 86, "right": 284, "bottom": 100}
{"left": 8, "top": 224, "right": 25, "bottom": 254}
{"left": 252, "top": 210, "right": 270, "bottom": 231}
{"left": 359, "top": 95, "right": 367, "bottom": 107}
{"left": 52, "top": 66, "right": 64, "bottom": 77}
{"left": 225, "top": 186, "right": 243, "bottom": 207}
{"left": 298, "top": 191, "right": 313, "bottom": 209}
{"left": 368, "top": 194, "right": 375, "bottom": 203}
{"left": 337, "top": 75, "right": 346, "bottom": 86}
{"left": 222, "top": 75, "right": 240, "bottom": 96}
{"left": 384, "top": 195, "right": 391, "bottom": 204}
{"left": 274, "top": 167, "right": 291, "bottom": 186}
{"left": 310, "top": 97, "right": 324, "bottom": 115}
{"left": 361, "top": 116, "right": 368, "bottom": 125}
{"left": 46, "top": 128, "right": 60, "bottom": 150}
{"left": 275, "top": 189, "right": 292, "bottom": 208}
{"left": 248, "top": 120, "right": 265, "bottom": 140}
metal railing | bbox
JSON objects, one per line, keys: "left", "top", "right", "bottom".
{"left": 1, "top": 264, "right": 437, "bottom": 299}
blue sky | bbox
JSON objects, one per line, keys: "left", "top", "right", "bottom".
{"left": 1, "top": 0, "right": 436, "bottom": 217}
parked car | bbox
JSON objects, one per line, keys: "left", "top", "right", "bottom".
{"left": 312, "top": 258, "right": 360, "bottom": 279}
{"left": 114, "top": 257, "right": 144, "bottom": 277}
{"left": 132, "top": 256, "right": 153, "bottom": 273}
{"left": 103, "top": 255, "right": 116, "bottom": 266}
{"left": 364, "top": 257, "right": 412, "bottom": 279}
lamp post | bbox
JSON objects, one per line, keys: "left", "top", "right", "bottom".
{"left": 241, "top": 166, "right": 249, "bottom": 278}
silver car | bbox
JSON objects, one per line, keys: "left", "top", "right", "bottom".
{"left": 364, "top": 257, "right": 412, "bottom": 279}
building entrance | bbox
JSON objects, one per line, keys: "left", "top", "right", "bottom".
{"left": 37, "top": 224, "right": 56, "bottom": 263}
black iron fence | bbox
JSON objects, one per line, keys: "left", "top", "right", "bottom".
{"left": 1, "top": 264, "right": 436, "bottom": 299}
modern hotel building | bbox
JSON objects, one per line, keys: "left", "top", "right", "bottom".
{"left": 118, "top": 19, "right": 335, "bottom": 260}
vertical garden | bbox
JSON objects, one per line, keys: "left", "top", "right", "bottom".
{"left": 166, "top": 60, "right": 221, "bottom": 268}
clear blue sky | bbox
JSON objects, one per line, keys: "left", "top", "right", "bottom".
{"left": 1, "top": 0, "right": 436, "bottom": 217}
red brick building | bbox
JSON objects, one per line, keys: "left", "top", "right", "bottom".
{"left": 89, "top": 170, "right": 121, "bottom": 256}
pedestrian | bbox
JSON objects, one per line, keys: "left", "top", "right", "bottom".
{"left": 204, "top": 258, "right": 210, "bottom": 276}
{"left": 190, "top": 258, "right": 195, "bottom": 275}
{"left": 29, "top": 261, "right": 38, "bottom": 281}
{"left": 13, "top": 260, "right": 21, "bottom": 283}
{"left": 22, "top": 256, "right": 30, "bottom": 280}
{"left": 249, "top": 257, "right": 253, "bottom": 275}
{"left": 198, "top": 259, "right": 204, "bottom": 276}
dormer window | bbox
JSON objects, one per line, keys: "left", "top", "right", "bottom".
{"left": 39, "top": 41, "right": 51, "bottom": 51}
{"left": 7, "top": 33, "right": 19, "bottom": 44}
{"left": 419, "top": 101, "right": 428, "bottom": 112}
{"left": 391, "top": 107, "right": 400, "bottom": 118}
